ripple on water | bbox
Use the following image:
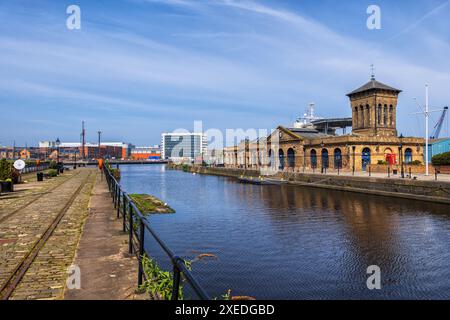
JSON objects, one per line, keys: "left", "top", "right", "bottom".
{"left": 120, "top": 165, "right": 450, "bottom": 299}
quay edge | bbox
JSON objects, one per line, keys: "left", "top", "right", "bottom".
{"left": 169, "top": 164, "right": 450, "bottom": 205}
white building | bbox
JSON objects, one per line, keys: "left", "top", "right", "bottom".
{"left": 161, "top": 132, "right": 207, "bottom": 162}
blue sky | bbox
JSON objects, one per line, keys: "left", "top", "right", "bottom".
{"left": 1, "top": 0, "right": 450, "bottom": 146}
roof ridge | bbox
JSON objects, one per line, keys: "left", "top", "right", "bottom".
{"left": 347, "top": 79, "right": 402, "bottom": 96}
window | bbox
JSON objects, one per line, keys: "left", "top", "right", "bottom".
{"left": 278, "top": 149, "right": 285, "bottom": 170}
{"left": 311, "top": 149, "right": 317, "bottom": 168}
{"left": 287, "top": 148, "right": 295, "bottom": 168}
{"left": 360, "top": 105, "right": 365, "bottom": 128}
{"left": 378, "top": 104, "right": 382, "bottom": 125}
{"left": 405, "top": 148, "right": 413, "bottom": 164}
{"left": 389, "top": 105, "right": 394, "bottom": 126}
{"left": 366, "top": 105, "right": 371, "bottom": 126}
{"left": 334, "top": 148, "right": 342, "bottom": 169}
{"left": 384, "top": 104, "right": 388, "bottom": 126}
{"left": 322, "top": 149, "right": 329, "bottom": 169}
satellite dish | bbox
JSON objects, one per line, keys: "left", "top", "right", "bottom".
{"left": 14, "top": 159, "right": 26, "bottom": 171}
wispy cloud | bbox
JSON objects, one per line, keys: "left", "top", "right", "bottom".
{"left": 0, "top": 0, "right": 449, "bottom": 144}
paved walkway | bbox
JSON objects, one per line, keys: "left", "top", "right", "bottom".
{"left": 64, "top": 171, "right": 140, "bottom": 300}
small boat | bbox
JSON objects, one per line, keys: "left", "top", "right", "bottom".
{"left": 238, "top": 176, "right": 286, "bottom": 185}
{"left": 238, "top": 176, "right": 263, "bottom": 185}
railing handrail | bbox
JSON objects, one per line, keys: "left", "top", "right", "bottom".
{"left": 102, "top": 163, "right": 210, "bottom": 300}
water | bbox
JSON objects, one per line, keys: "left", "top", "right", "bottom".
{"left": 120, "top": 164, "right": 450, "bottom": 300}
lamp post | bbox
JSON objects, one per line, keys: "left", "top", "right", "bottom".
{"left": 399, "top": 134, "right": 405, "bottom": 178}
{"left": 352, "top": 146, "right": 356, "bottom": 175}
{"left": 303, "top": 146, "right": 306, "bottom": 173}
{"left": 56, "top": 138, "right": 61, "bottom": 164}
{"left": 320, "top": 141, "right": 325, "bottom": 174}
{"left": 98, "top": 131, "right": 102, "bottom": 159}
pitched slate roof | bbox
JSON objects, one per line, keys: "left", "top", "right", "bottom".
{"left": 286, "top": 128, "right": 330, "bottom": 139}
{"left": 347, "top": 79, "right": 402, "bottom": 97}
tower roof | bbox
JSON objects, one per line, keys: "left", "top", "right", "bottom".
{"left": 347, "top": 79, "right": 402, "bottom": 97}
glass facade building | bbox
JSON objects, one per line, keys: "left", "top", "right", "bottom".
{"left": 161, "top": 133, "right": 207, "bottom": 160}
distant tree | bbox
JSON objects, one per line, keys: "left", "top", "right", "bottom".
{"left": 432, "top": 152, "right": 450, "bottom": 166}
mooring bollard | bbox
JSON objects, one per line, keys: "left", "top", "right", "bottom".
{"left": 435, "top": 169, "right": 438, "bottom": 181}
{"left": 388, "top": 167, "right": 391, "bottom": 178}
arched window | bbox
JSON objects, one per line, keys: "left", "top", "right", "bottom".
{"left": 287, "top": 148, "right": 295, "bottom": 168}
{"left": 268, "top": 149, "right": 273, "bottom": 167}
{"left": 378, "top": 104, "right": 382, "bottom": 125}
{"left": 310, "top": 149, "right": 317, "bottom": 168}
{"left": 362, "top": 148, "right": 371, "bottom": 171}
{"left": 405, "top": 148, "right": 413, "bottom": 164}
{"left": 322, "top": 149, "right": 329, "bottom": 169}
{"left": 389, "top": 105, "right": 394, "bottom": 126}
{"left": 360, "top": 105, "right": 365, "bottom": 128}
{"left": 366, "top": 104, "right": 371, "bottom": 127}
{"left": 384, "top": 104, "right": 388, "bottom": 126}
{"left": 278, "top": 149, "right": 285, "bottom": 170}
{"left": 334, "top": 148, "right": 342, "bottom": 169}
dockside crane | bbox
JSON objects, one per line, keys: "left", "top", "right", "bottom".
{"left": 430, "top": 106, "right": 448, "bottom": 139}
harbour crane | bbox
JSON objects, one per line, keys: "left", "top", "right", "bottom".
{"left": 430, "top": 106, "right": 448, "bottom": 139}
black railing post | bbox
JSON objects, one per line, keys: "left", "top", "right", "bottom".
{"left": 388, "top": 166, "right": 390, "bottom": 178}
{"left": 369, "top": 166, "right": 371, "bottom": 177}
{"left": 117, "top": 189, "right": 121, "bottom": 219}
{"left": 113, "top": 184, "right": 117, "bottom": 207}
{"left": 123, "top": 196, "right": 127, "bottom": 232}
{"left": 171, "top": 263, "right": 181, "bottom": 300}
{"left": 138, "top": 221, "right": 145, "bottom": 286}
{"left": 128, "top": 202, "right": 133, "bottom": 254}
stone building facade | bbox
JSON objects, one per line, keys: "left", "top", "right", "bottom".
{"left": 223, "top": 77, "right": 425, "bottom": 173}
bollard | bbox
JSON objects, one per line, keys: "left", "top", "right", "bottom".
{"left": 435, "top": 169, "right": 438, "bottom": 181}
{"left": 388, "top": 167, "right": 390, "bottom": 178}
{"left": 369, "top": 166, "right": 371, "bottom": 177}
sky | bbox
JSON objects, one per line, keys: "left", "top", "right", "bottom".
{"left": 1, "top": 0, "right": 450, "bottom": 146}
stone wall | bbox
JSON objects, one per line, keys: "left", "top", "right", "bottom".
{"left": 171, "top": 164, "right": 450, "bottom": 204}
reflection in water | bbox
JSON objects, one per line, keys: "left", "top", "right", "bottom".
{"left": 120, "top": 165, "right": 450, "bottom": 300}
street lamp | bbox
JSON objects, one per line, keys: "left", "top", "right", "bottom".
{"left": 399, "top": 134, "right": 405, "bottom": 178}
{"left": 352, "top": 146, "right": 356, "bottom": 175}
{"left": 320, "top": 141, "right": 325, "bottom": 174}
{"left": 56, "top": 138, "right": 61, "bottom": 164}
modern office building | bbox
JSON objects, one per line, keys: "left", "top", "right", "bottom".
{"left": 427, "top": 138, "right": 450, "bottom": 162}
{"left": 161, "top": 132, "right": 207, "bottom": 162}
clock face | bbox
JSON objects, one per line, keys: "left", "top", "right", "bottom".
{"left": 14, "top": 159, "right": 26, "bottom": 170}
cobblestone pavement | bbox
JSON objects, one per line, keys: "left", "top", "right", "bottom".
{"left": 0, "top": 168, "right": 96, "bottom": 300}
{"left": 0, "top": 170, "right": 81, "bottom": 222}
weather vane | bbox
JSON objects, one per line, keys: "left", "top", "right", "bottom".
{"left": 370, "top": 64, "right": 375, "bottom": 80}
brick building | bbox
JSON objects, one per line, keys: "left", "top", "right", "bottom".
{"left": 224, "top": 76, "right": 425, "bottom": 172}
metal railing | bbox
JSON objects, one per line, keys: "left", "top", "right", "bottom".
{"left": 21, "top": 163, "right": 50, "bottom": 174}
{"left": 103, "top": 164, "right": 210, "bottom": 300}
